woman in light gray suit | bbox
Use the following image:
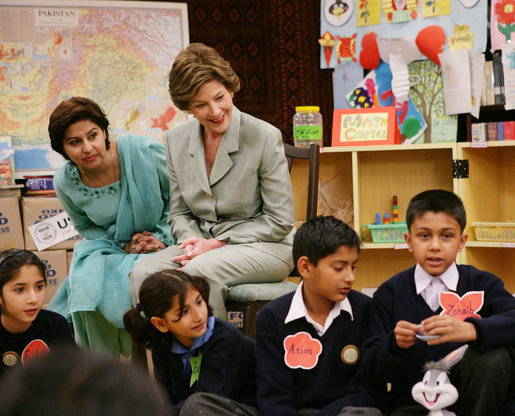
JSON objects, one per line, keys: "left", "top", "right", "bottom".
{"left": 130, "top": 43, "right": 295, "bottom": 319}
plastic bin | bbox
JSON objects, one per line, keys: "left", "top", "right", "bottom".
{"left": 363, "top": 223, "right": 408, "bottom": 243}
{"left": 471, "top": 222, "right": 515, "bottom": 242}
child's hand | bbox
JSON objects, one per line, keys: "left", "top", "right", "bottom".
{"left": 394, "top": 320, "right": 421, "bottom": 349}
{"left": 421, "top": 315, "right": 477, "bottom": 345}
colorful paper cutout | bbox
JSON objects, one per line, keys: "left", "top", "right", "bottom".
{"left": 359, "top": 32, "right": 380, "bottom": 70}
{"left": 356, "top": 0, "right": 382, "bottom": 26}
{"left": 319, "top": 31, "right": 336, "bottom": 67}
{"left": 416, "top": 26, "right": 446, "bottom": 65}
{"left": 336, "top": 33, "right": 357, "bottom": 63}
{"left": 383, "top": 0, "right": 418, "bottom": 23}
{"left": 21, "top": 339, "right": 50, "bottom": 365}
{"left": 448, "top": 25, "right": 474, "bottom": 50}
{"left": 283, "top": 332, "right": 322, "bottom": 370}
{"left": 421, "top": 0, "right": 451, "bottom": 18}
{"left": 324, "top": 0, "right": 353, "bottom": 26}
{"left": 439, "top": 291, "right": 484, "bottom": 320}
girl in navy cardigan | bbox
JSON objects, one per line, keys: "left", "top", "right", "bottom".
{"left": 123, "top": 270, "right": 257, "bottom": 416}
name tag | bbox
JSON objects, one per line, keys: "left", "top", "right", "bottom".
{"left": 283, "top": 331, "right": 322, "bottom": 370}
{"left": 439, "top": 291, "right": 484, "bottom": 320}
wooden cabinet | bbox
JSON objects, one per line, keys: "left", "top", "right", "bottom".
{"left": 290, "top": 141, "right": 514, "bottom": 293}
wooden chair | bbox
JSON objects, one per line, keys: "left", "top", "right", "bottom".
{"left": 225, "top": 142, "right": 320, "bottom": 338}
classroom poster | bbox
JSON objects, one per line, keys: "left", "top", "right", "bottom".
{"left": 408, "top": 59, "right": 457, "bottom": 143}
{"left": 0, "top": 0, "right": 189, "bottom": 177}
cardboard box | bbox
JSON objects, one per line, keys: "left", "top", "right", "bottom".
{"left": 21, "top": 197, "right": 82, "bottom": 251}
{"left": 33, "top": 250, "right": 68, "bottom": 306}
{"left": 0, "top": 197, "right": 25, "bottom": 250}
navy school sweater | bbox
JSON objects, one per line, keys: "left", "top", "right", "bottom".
{"left": 362, "top": 264, "right": 515, "bottom": 410}
{"left": 152, "top": 318, "right": 256, "bottom": 414}
{"left": 256, "top": 290, "right": 380, "bottom": 416}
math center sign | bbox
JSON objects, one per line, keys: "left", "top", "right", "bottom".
{"left": 331, "top": 107, "right": 399, "bottom": 146}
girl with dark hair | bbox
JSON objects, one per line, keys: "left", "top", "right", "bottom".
{"left": 0, "top": 249, "right": 73, "bottom": 378}
{"left": 123, "top": 270, "right": 257, "bottom": 416}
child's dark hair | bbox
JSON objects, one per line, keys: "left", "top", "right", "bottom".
{"left": 406, "top": 189, "right": 466, "bottom": 233}
{"left": 0, "top": 249, "right": 47, "bottom": 292}
{"left": 293, "top": 216, "right": 361, "bottom": 266}
{"left": 123, "top": 270, "right": 212, "bottom": 351}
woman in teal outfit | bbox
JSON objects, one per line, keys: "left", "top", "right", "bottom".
{"left": 47, "top": 97, "right": 174, "bottom": 356}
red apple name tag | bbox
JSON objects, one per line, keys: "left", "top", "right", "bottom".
{"left": 283, "top": 331, "right": 322, "bottom": 370}
{"left": 439, "top": 291, "right": 484, "bottom": 320}
{"left": 21, "top": 339, "right": 50, "bottom": 365}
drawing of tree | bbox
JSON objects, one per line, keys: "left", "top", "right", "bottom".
{"left": 408, "top": 60, "right": 449, "bottom": 143}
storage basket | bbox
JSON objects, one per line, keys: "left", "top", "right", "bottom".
{"left": 363, "top": 223, "right": 408, "bottom": 243}
{"left": 471, "top": 222, "right": 515, "bottom": 242}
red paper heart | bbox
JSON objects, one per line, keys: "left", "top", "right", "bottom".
{"left": 416, "top": 26, "right": 446, "bottom": 65}
{"left": 359, "top": 32, "right": 380, "bottom": 70}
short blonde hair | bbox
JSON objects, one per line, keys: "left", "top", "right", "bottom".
{"left": 168, "top": 43, "right": 240, "bottom": 110}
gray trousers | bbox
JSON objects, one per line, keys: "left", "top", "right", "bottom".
{"left": 129, "top": 242, "right": 293, "bottom": 319}
{"left": 179, "top": 393, "right": 383, "bottom": 416}
{"left": 180, "top": 392, "right": 258, "bottom": 416}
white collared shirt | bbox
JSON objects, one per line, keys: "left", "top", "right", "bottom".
{"left": 415, "top": 262, "right": 459, "bottom": 311}
{"left": 284, "top": 281, "right": 354, "bottom": 336}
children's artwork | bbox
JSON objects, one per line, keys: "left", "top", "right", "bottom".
{"left": 336, "top": 33, "right": 358, "bottom": 63}
{"left": 448, "top": 25, "right": 474, "bottom": 50}
{"left": 347, "top": 62, "right": 427, "bottom": 143}
{"left": 439, "top": 49, "right": 473, "bottom": 115}
{"left": 383, "top": 0, "right": 418, "bottom": 23}
{"left": 415, "top": 25, "right": 446, "bottom": 65}
{"left": 356, "top": 0, "right": 382, "bottom": 26}
{"left": 333, "top": 61, "right": 365, "bottom": 109}
{"left": 320, "top": 0, "right": 487, "bottom": 69}
{"left": 324, "top": 0, "right": 353, "bottom": 26}
{"left": 421, "top": 0, "right": 451, "bottom": 18}
{"left": 491, "top": 0, "right": 515, "bottom": 50}
{"left": 469, "top": 50, "right": 485, "bottom": 118}
{"left": 359, "top": 32, "right": 380, "bottom": 70}
{"left": 319, "top": 31, "right": 336, "bottom": 67}
{"left": 0, "top": 147, "right": 15, "bottom": 185}
{"left": 502, "top": 43, "right": 515, "bottom": 110}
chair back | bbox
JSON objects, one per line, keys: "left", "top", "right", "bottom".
{"left": 283, "top": 143, "right": 320, "bottom": 220}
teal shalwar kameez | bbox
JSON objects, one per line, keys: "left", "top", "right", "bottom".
{"left": 49, "top": 135, "right": 173, "bottom": 356}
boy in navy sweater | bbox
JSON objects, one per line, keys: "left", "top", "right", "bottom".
{"left": 255, "top": 216, "right": 383, "bottom": 416}
{"left": 362, "top": 189, "right": 515, "bottom": 416}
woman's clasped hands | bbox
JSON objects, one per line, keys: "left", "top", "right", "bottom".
{"left": 125, "top": 231, "right": 165, "bottom": 254}
{"left": 173, "top": 236, "right": 227, "bottom": 267}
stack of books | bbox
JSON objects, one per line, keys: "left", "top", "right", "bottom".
{"left": 471, "top": 121, "right": 515, "bottom": 142}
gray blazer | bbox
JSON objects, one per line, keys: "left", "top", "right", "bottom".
{"left": 165, "top": 106, "right": 295, "bottom": 245}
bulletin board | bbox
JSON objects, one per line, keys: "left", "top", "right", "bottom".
{"left": 320, "top": 0, "right": 487, "bottom": 69}
{"left": 0, "top": 0, "right": 189, "bottom": 177}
